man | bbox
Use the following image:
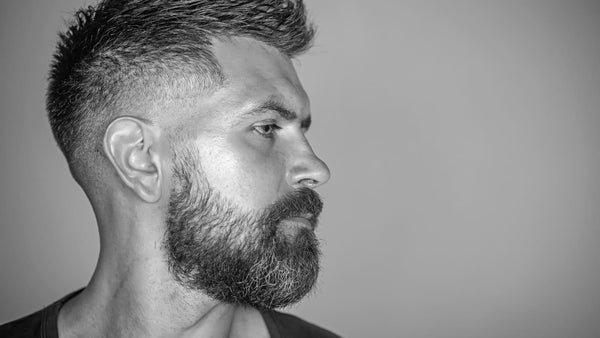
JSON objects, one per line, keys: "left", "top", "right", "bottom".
{"left": 0, "top": 0, "right": 338, "bottom": 337}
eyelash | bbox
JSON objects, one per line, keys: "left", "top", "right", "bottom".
{"left": 253, "top": 124, "right": 281, "bottom": 138}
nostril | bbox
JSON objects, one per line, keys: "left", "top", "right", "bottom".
{"left": 287, "top": 150, "right": 330, "bottom": 189}
{"left": 299, "top": 178, "right": 318, "bottom": 187}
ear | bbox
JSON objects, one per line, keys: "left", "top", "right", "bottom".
{"left": 103, "top": 117, "right": 163, "bottom": 203}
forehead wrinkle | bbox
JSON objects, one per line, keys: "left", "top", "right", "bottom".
{"left": 177, "top": 38, "right": 312, "bottom": 131}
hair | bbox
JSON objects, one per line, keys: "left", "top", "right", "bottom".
{"left": 47, "top": 0, "right": 315, "bottom": 177}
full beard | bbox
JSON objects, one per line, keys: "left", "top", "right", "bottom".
{"left": 164, "top": 149, "right": 323, "bottom": 309}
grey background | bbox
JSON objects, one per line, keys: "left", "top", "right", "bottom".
{"left": 1, "top": 1, "right": 600, "bottom": 337}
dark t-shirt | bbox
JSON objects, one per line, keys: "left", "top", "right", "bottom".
{"left": 0, "top": 290, "right": 340, "bottom": 338}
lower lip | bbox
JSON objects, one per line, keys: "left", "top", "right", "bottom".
{"left": 282, "top": 217, "right": 313, "bottom": 230}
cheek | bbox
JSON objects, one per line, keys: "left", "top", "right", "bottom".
{"left": 196, "top": 135, "right": 286, "bottom": 210}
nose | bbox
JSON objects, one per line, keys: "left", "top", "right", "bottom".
{"left": 287, "top": 143, "right": 331, "bottom": 189}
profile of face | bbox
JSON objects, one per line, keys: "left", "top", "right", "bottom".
{"left": 162, "top": 38, "right": 330, "bottom": 309}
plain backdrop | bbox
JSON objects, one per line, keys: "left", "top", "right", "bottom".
{"left": 1, "top": 1, "right": 600, "bottom": 337}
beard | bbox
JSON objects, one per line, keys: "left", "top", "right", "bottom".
{"left": 164, "top": 148, "right": 323, "bottom": 309}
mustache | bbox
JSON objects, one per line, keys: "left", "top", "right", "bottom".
{"left": 263, "top": 188, "right": 323, "bottom": 228}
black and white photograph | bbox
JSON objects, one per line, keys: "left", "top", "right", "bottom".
{"left": 1, "top": 1, "right": 599, "bottom": 337}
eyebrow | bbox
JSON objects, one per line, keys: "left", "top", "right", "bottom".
{"left": 245, "top": 100, "right": 312, "bottom": 130}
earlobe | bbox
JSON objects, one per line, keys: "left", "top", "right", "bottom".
{"left": 104, "top": 117, "right": 163, "bottom": 203}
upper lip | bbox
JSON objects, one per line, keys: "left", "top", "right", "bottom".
{"left": 295, "top": 213, "right": 314, "bottom": 221}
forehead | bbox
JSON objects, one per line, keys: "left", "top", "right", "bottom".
{"left": 212, "top": 36, "right": 308, "bottom": 105}
{"left": 167, "top": 37, "right": 310, "bottom": 129}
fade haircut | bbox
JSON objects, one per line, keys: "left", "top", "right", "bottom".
{"left": 47, "top": 0, "right": 314, "bottom": 176}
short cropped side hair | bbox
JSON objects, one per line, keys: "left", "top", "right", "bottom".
{"left": 47, "top": 0, "right": 314, "bottom": 174}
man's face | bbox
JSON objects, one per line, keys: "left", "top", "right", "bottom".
{"left": 163, "top": 37, "right": 330, "bottom": 309}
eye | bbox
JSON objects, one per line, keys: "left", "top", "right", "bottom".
{"left": 253, "top": 124, "right": 281, "bottom": 138}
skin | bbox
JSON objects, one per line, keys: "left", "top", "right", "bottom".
{"left": 57, "top": 37, "right": 330, "bottom": 337}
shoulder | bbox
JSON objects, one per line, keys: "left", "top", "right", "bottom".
{"left": 261, "top": 309, "right": 342, "bottom": 338}
{"left": 0, "top": 309, "right": 45, "bottom": 338}
{"left": 0, "top": 289, "right": 82, "bottom": 338}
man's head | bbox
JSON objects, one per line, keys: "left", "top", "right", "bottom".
{"left": 47, "top": 0, "right": 330, "bottom": 309}
{"left": 48, "top": 0, "right": 315, "bottom": 176}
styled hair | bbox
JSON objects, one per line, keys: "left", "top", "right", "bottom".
{"left": 47, "top": 0, "right": 314, "bottom": 175}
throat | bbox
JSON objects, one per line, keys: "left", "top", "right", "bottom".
{"left": 229, "top": 306, "right": 271, "bottom": 338}
{"left": 58, "top": 283, "right": 270, "bottom": 338}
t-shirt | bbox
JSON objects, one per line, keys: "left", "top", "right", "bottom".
{"left": 0, "top": 290, "right": 340, "bottom": 338}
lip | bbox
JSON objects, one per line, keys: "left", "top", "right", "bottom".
{"left": 282, "top": 216, "right": 314, "bottom": 230}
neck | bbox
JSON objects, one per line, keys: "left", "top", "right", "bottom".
{"left": 57, "top": 203, "right": 269, "bottom": 337}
